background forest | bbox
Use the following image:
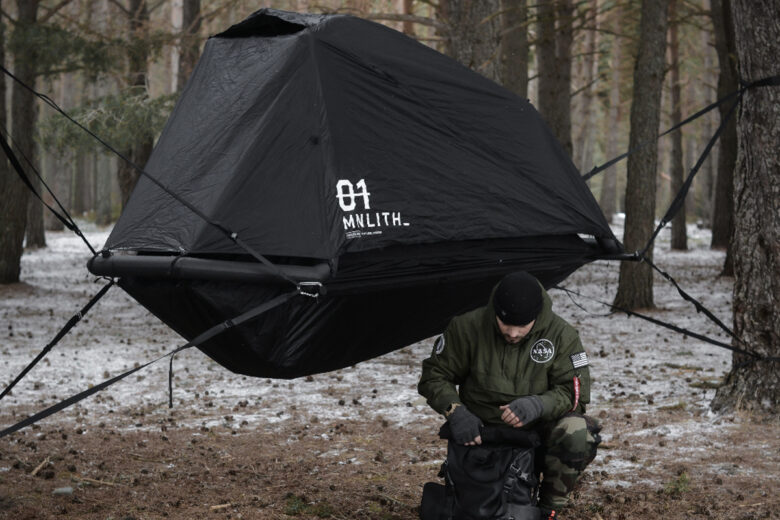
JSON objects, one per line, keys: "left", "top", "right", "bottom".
{"left": 1, "top": 0, "right": 728, "bottom": 246}
{"left": 2, "top": 0, "right": 777, "bottom": 413}
{"left": 0, "top": 2, "right": 778, "bottom": 518}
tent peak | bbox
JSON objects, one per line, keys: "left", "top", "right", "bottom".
{"left": 214, "top": 8, "right": 334, "bottom": 39}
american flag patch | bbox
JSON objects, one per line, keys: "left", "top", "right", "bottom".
{"left": 570, "top": 352, "right": 589, "bottom": 368}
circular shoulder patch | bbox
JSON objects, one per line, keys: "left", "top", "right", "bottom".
{"left": 530, "top": 339, "right": 555, "bottom": 363}
{"left": 433, "top": 335, "right": 445, "bottom": 355}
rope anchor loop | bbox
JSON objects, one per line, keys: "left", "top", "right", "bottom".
{"left": 297, "top": 281, "right": 324, "bottom": 298}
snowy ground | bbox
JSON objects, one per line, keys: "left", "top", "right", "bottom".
{"left": 1, "top": 217, "right": 775, "bottom": 501}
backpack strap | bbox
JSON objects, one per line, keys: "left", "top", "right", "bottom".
{"left": 503, "top": 447, "right": 538, "bottom": 499}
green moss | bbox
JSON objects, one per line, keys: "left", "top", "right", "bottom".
{"left": 662, "top": 363, "right": 702, "bottom": 371}
{"left": 283, "top": 494, "right": 334, "bottom": 518}
{"left": 657, "top": 401, "right": 687, "bottom": 411}
{"left": 688, "top": 379, "right": 723, "bottom": 389}
{"left": 664, "top": 472, "right": 690, "bottom": 496}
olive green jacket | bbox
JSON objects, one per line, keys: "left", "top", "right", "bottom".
{"left": 418, "top": 286, "right": 590, "bottom": 427}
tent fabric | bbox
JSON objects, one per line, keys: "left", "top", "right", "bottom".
{"left": 106, "top": 8, "right": 616, "bottom": 260}
{"left": 94, "top": 8, "right": 622, "bottom": 379}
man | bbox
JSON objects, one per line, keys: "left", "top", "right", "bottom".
{"left": 419, "top": 271, "right": 600, "bottom": 519}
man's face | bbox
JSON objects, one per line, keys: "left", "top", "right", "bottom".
{"left": 496, "top": 316, "right": 535, "bottom": 344}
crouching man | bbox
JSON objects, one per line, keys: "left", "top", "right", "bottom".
{"left": 418, "top": 272, "right": 600, "bottom": 519}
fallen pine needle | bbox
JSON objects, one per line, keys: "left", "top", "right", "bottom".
{"left": 30, "top": 456, "right": 50, "bottom": 476}
{"left": 380, "top": 493, "right": 411, "bottom": 507}
{"left": 73, "top": 474, "right": 120, "bottom": 487}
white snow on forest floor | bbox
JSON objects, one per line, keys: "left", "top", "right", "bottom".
{"left": 0, "top": 218, "right": 748, "bottom": 487}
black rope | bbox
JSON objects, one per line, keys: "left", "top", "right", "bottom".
{"left": 639, "top": 95, "right": 741, "bottom": 257}
{"left": 168, "top": 351, "right": 176, "bottom": 409}
{"left": 0, "top": 289, "right": 300, "bottom": 439}
{"left": 740, "top": 75, "right": 780, "bottom": 89}
{"left": 556, "top": 283, "right": 614, "bottom": 317}
{"left": 642, "top": 257, "right": 740, "bottom": 344}
{"left": 582, "top": 74, "right": 780, "bottom": 181}
{"left": 583, "top": 90, "right": 738, "bottom": 181}
{"left": 0, "top": 279, "right": 114, "bottom": 402}
{"left": 553, "top": 285, "right": 780, "bottom": 364}
{"left": 0, "top": 127, "right": 96, "bottom": 255}
{"left": 0, "top": 65, "right": 297, "bottom": 287}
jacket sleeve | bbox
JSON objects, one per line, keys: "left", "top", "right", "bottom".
{"left": 537, "top": 328, "right": 591, "bottom": 421}
{"left": 418, "top": 319, "right": 471, "bottom": 416}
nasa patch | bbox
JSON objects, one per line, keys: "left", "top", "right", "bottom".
{"left": 530, "top": 339, "right": 555, "bottom": 363}
{"left": 433, "top": 335, "right": 446, "bottom": 355}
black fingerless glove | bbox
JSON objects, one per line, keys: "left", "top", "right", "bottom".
{"left": 447, "top": 405, "right": 483, "bottom": 444}
{"left": 506, "top": 395, "right": 544, "bottom": 425}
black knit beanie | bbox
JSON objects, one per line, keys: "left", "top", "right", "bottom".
{"left": 493, "top": 272, "right": 542, "bottom": 326}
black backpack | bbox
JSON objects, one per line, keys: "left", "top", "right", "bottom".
{"left": 420, "top": 424, "right": 542, "bottom": 520}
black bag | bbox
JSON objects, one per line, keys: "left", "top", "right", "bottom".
{"left": 420, "top": 425, "right": 542, "bottom": 520}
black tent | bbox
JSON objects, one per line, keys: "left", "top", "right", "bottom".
{"left": 88, "top": 8, "right": 622, "bottom": 379}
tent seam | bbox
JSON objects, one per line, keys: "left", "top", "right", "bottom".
{"left": 306, "top": 29, "right": 342, "bottom": 260}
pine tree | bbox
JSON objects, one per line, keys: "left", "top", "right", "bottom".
{"left": 613, "top": 0, "right": 669, "bottom": 309}
{"left": 711, "top": 0, "right": 780, "bottom": 414}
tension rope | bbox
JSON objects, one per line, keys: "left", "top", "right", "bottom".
{"left": 582, "top": 74, "right": 780, "bottom": 181}
{"left": 552, "top": 285, "right": 780, "bottom": 366}
{"left": 0, "top": 279, "right": 115, "bottom": 403}
{"left": 638, "top": 96, "right": 740, "bottom": 259}
{"left": 0, "top": 64, "right": 299, "bottom": 290}
{"left": 573, "top": 74, "right": 780, "bottom": 362}
{"left": 2, "top": 61, "right": 777, "bottom": 436}
{"left": 0, "top": 126, "right": 96, "bottom": 256}
{"left": 0, "top": 289, "right": 300, "bottom": 439}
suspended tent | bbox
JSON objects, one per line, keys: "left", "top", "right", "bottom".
{"left": 88, "top": 8, "right": 623, "bottom": 379}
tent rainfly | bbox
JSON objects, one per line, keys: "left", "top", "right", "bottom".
{"left": 88, "top": 8, "right": 623, "bottom": 379}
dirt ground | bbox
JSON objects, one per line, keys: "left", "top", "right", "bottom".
{"left": 2, "top": 227, "right": 779, "bottom": 519}
{"left": 1, "top": 406, "right": 778, "bottom": 520}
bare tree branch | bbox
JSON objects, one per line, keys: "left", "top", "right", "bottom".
{"left": 570, "top": 72, "right": 608, "bottom": 98}
{"left": 107, "top": 0, "right": 130, "bottom": 17}
{"left": 39, "top": 0, "right": 75, "bottom": 24}
{"left": 0, "top": 7, "right": 20, "bottom": 26}
{"left": 148, "top": 0, "right": 167, "bottom": 14}
{"left": 201, "top": 0, "right": 243, "bottom": 25}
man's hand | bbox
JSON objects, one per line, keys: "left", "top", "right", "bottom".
{"left": 499, "top": 395, "right": 543, "bottom": 428}
{"left": 447, "top": 405, "right": 483, "bottom": 445}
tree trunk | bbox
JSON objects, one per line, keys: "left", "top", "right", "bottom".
{"left": 711, "top": 0, "right": 780, "bottom": 414}
{"left": 699, "top": 40, "right": 716, "bottom": 222}
{"left": 86, "top": 151, "right": 96, "bottom": 214}
{"left": 18, "top": 0, "right": 45, "bottom": 249}
{"left": 668, "top": 0, "right": 687, "bottom": 250}
{"left": 574, "top": 0, "right": 598, "bottom": 173}
{"left": 177, "top": 0, "right": 201, "bottom": 92}
{"left": 72, "top": 152, "right": 87, "bottom": 215}
{"left": 0, "top": 11, "right": 18, "bottom": 282}
{"left": 0, "top": 1, "right": 41, "bottom": 281}
{"left": 500, "top": 0, "right": 528, "bottom": 99}
{"left": 25, "top": 185, "right": 45, "bottom": 247}
{"left": 439, "top": 0, "right": 502, "bottom": 83}
{"left": 117, "top": 0, "right": 153, "bottom": 207}
{"left": 400, "top": 0, "right": 415, "bottom": 36}
{"left": 95, "top": 152, "right": 112, "bottom": 225}
{"left": 537, "top": 0, "right": 574, "bottom": 157}
{"left": 710, "top": 0, "right": 738, "bottom": 279}
{"left": 598, "top": 6, "right": 623, "bottom": 223}
{"left": 613, "top": 0, "right": 669, "bottom": 310}
{"left": 42, "top": 151, "right": 63, "bottom": 231}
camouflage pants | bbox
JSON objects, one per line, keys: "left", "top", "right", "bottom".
{"left": 537, "top": 413, "right": 601, "bottom": 510}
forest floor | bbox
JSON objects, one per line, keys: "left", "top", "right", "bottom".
{"left": 1, "top": 221, "right": 779, "bottom": 520}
